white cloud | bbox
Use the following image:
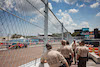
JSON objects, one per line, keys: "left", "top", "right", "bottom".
{"left": 30, "top": 7, "right": 44, "bottom": 23}
{"left": 0, "top": 0, "right": 45, "bottom": 35}
{"left": 0, "top": 0, "right": 92, "bottom": 34}
{"left": 55, "top": 9, "right": 78, "bottom": 33}
{"left": 56, "top": 9, "right": 89, "bottom": 33}
{"left": 52, "top": 0, "right": 100, "bottom": 4}
{"left": 56, "top": 9, "right": 62, "bottom": 16}
{"left": 84, "top": 0, "right": 99, "bottom": 2}
{"left": 48, "top": 2, "right": 53, "bottom": 10}
{"left": 30, "top": 19, "right": 36, "bottom": 23}
{"left": 57, "top": 9, "right": 73, "bottom": 25}
{"left": 80, "top": 21, "right": 89, "bottom": 28}
{"left": 52, "top": 0, "right": 77, "bottom": 4}
{"left": 58, "top": 9, "right": 62, "bottom": 13}
{"left": 52, "top": 0, "right": 61, "bottom": 3}
{"left": 30, "top": 15, "right": 43, "bottom": 23}
{"left": 79, "top": 4, "right": 85, "bottom": 8}
{"left": 64, "top": 0, "right": 77, "bottom": 4}
{"left": 0, "top": 0, "right": 45, "bottom": 15}
{"left": 90, "top": 2, "right": 99, "bottom": 8}
{"left": 70, "top": 21, "right": 90, "bottom": 33}
{"left": 56, "top": 9, "right": 90, "bottom": 33}
{"left": 96, "top": 12, "right": 100, "bottom": 16}
{"left": 69, "top": 9, "right": 79, "bottom": 13}
{"left": 15, "top": 0, "right": 45, "bottom": 15}
{"left": 0, "top": 0, "right": 14, "bottom": 10}
{"left": 84, "top": 0, "right": 93, "bottom": 3}
{"left": 96, "top": 0, "right": 100, "bottom": 2}
{"left": 80, "top": 0, "right": 99, "bottom": 3}
{"left": 71, "top": 23, "right": 77, "bottom": 26}
{"left": 76, "top": 3, "right": 85, "bottom": 8}
{"left": 64, "top": 21, "right": 90, "bottom": 33}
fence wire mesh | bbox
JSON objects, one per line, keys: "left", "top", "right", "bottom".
{"left": 0, "top": 0, "right": 45, "bottom": 67}
{"left": 0, "top": 0, "right": 73, "bottom": 67}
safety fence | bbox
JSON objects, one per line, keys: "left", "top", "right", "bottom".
{"left": 85, "top": 44, "right": 100, "bottom": 56}
{"left": 0, "top": 0, "right": 73, "bottom": 67}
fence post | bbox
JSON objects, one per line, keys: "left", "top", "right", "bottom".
{"left": 61, "top": 23, "right": 63, "bottom": 40}
{"left": 44, "top": 0, "right": 48, "bottom": 53}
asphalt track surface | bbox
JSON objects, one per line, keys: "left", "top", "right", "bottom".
{"left": 0, "top": 44, "right": 100, "bottom": 67}
{"left": 0, "top": 45, "right": 61, "bottom": 67}
{"left": 70, "top": 59, "right": 100, "bottom": 67}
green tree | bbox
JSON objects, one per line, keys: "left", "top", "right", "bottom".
{"left": 71, "top": 32, "right": 80, "bottom": 37}
{"left": 11, "top": 34, "right": 22, "bottom": 39}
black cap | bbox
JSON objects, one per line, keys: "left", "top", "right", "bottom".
{"left": 66, "top": 41, "right": 69, "bottom": 44}
{"left": 81, "top": 40, "right": 85, "bottom": 44}
{"left": 46, "top": 44, "right": 52, "bottom": 50}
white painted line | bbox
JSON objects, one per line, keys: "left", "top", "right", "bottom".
{"left": 19, "top": 58, "right": 49, "bottom": 67}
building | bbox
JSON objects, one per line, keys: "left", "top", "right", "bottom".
{"left": 73, "top": 28, "right": 100, "bottom": 47}
{"left": 37, "top": 33, "right": 62, "bottom": 40}
{"left": 74, "top": 28, "right": 100, "bottom": 39}
{"left": 89, "top": 31, "right": 94, "bottom": 39}
{"left": 0, "top": 37, "right": 9, "bottom": 42}
{"left": 81, "top": 28, "right": 89, "bottom": 39}
{"left": 74, "top": 28, "right": 89, "bottom": 39}
{"left": 74, "top": 29, "right": 82, "bottom": 33}
{"left": 94, "top": 28, "right": 100, "bottom": 39}
{"left": 38, "top": 33, "right": 52, "bottom": 37}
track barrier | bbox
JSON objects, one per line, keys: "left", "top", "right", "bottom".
{"left": 94, "top": 47, "right": 99, "bottom": 55}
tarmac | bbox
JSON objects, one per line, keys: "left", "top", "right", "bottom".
{"left": 70, "top": 59, "right": 100, "bottom": 67}
{"left": 19, "top": 58, "right": 100, "bottom": 67}
{"left": 0, "top": 43, "right": 100, "bottom": 67}
{"left": 0, "top": 44, "right": 61, "bottom": 67}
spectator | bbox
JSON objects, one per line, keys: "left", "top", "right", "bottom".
{"left": 57, "top": 40, "right": 73, "bottom": 66}
{"left": 41, "top": 44, "right": 69, "bottom": 67}
{"left": 77, "top": 41, "right": 89, "bottom": 67}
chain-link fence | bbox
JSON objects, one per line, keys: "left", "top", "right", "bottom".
{"left": 0, "top": 0, "right": 73, "bottom": 67}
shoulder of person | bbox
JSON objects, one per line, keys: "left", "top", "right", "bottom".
{"left": 57, "top": 47, "right": 61, "bottom": 51}
{"left": 83, "top": 46, "right": 88, "bottom": 48}
{"left": 54, "top": 50, "right": 63, "bottom": 56}
{"left": 41, "top": 52, "right": 48, "bottom": 59}
{"left": 43, "top": 51, "right": 48, "bottom": 56}
{"left": 78, "top": 47, "right": 82, "bottom": 50}
{"left": 76, "top": 46, "right": 80, "bottom": 49}
{"left": 67, "top": 45, "right": 72, "bottom": 48}
{"left": 85, "top": 46, "right": 89, "bottom": 50}
{"left": 52, "top": 50, "right": 59, "bottom": 53}
{"left": 58, "top": 47, "right": 61, "bottom": 49}
{"left": 72, "top": 42, "right": 74, "bottom": 45}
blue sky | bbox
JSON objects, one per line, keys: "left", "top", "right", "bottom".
{"left": 0, "top": 0, "right": 100, "bottom": 37}
{"left": 0, "top": 0, "right": 45, "bottom": 36}
{"left": 48, "top": 0, "right": 100, "bottom": 32}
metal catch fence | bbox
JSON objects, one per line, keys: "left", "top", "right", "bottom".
{"left": 0, "top": 0, "right": 73, "bottom": 67}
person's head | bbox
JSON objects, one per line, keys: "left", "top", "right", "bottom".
{"left": 66, "top": 41, "right": 69, "bottom": 45}
{"left": 81, "top": 41, "right": 85, "bottom": 46}
{"left": 61, "top": 40, "right": 66, "bottom": 46}
{"left": 79, "top": 41, "right": 81, "bottom": 46}
{"left": 46, "top": 44, "right": 52, "bottom": 50}
{"left": 73, "top": 40, "right": 75, "bottom": 43}
{"left": 2, "top": 38, "right": 6, "bottom": 41}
